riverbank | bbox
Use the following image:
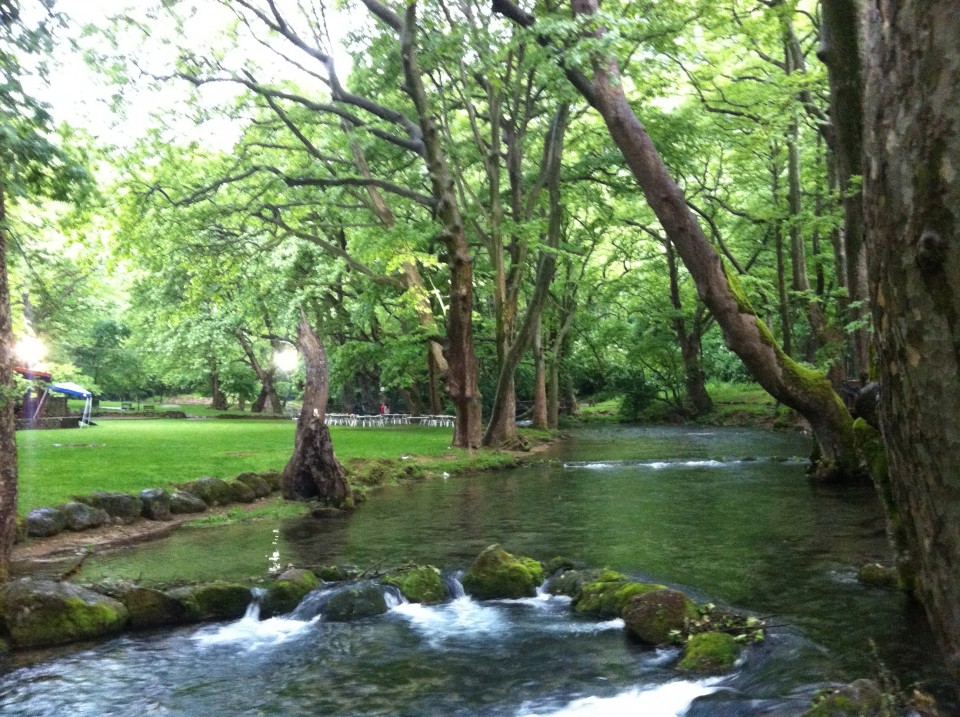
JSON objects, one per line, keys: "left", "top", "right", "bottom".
{"left": 12, "top": 431, "right": 560, "bottom": 574}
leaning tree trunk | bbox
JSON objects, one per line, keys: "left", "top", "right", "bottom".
{"left": 209, "top": 359, "right": 229, "bottom": 411}
{"left": 863, "top": 0, "right": 960, "bottom": 681}
{"left": 281, "top": 310, "right": 351, "bottom": 508}
{"left": 493, "top": 0, "right": 860, "bottom": 478}
{"left": 0, "top": 187, "right": 17, "bottom": 580}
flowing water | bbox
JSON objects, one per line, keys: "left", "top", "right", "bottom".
{"left": 0, "top": 426, "right": 952, "bottom": 715}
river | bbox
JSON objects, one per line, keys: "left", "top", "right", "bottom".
{"left": 0, "top": 426, "right": 951, "bottom": 715}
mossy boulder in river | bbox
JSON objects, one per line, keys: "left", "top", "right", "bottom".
{"left": 547, "top": 569, "right": 602, "bottom": 598}
{"left": 381, "top": 566, "right": 447, "bottom": 604}
{"left": 677, "top": 631, "right": 740, "bottom": 673}
{"left": 261, "top": 569, "right": 321, "bottom": 618}
{"left": 621, "top": 588, "right": 698, "bottom": 645}
{"left": 461, "top": 544, "right": 544, "bottom": 600}
{"left": 571, "top": 570, "right": 666, "bottom": 618}
{"left": 316, "top": 583, "right": 390, "bottom": 621}
{"left": 0, "top": 579, "right": 128, "bottom": 648}
{"left": 802, "top": 679, "right": 883, "bottom": 716}
{"left": 167, "top": 582, "right": 252, "bottom": 621}
{"left": 857, "top": 563, "right": 899, "bottom": 589}
{"left": 120, "top": 586, "right": 195, "bottom": 629}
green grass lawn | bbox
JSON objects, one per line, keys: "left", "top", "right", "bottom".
{"left": 15, "top": 420, "right": 459, "bottom": 512}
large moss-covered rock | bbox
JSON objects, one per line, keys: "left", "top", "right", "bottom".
{"left": 120, "top": 586, "right": 194, "bottom": 629}
{"left": 170, "top": 490, "right": 208, "bottom": 514}
{"left": 678, "top": 631, "right": 740, "bottom": 673}
{"left": 313, "top": 564, "right": 361, "bottom": 582}
{"left": 76, "top": 492, "right": 142, "bottom": 524}
{"left": 140, "top": 488, "right": 172, "bottom": 521}
{"left": 571, "top": 570, "right": 665, "bottom": 618}
{"left": 259, "top": 470, "right": 283, "bottom": 492}
{"left": 547, "top": 569, "right": 602, "bottom": 598}
{"left": 802, "top": 679, "right": 883, "bottom": 716}
{"left": 381, "top": 566, "right": 447, "bottom": 604}
{"left": 179, "top": 477, "right": 234, "bottom": 506}
{"left": 261, "top": 569, "right": 321, "bottom": 618}
{"left": 167, "top": 582, "right": 252, "bottom": 621}
{"left": 26, "top": 507, "right": 66, "bottom": 537}
{"left": 461, "top": 545, "right": 544, "bottom": 600}
{"left": 321, "top": 583, "right": 389, "bottom": 621}
{"left": 60, "top": 502, "right": 109, "bottom": 531}
{"left": 0, "top": 579, "right": 128, "bottom": 648}
{"left": 621, "top": 588, "right": 698, "bottom": 645}
{"left": 235, "top": 472, "right": 272, "bottom": 498}
{"left": 226, "top": 479, "right": 257, "bottom": 504}
{"left": 857, "top": 563, "right": 899, "bottom": 589}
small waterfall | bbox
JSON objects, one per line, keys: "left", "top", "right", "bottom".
{"left": 443, "top": 573, "right": 466, "bottom": 600}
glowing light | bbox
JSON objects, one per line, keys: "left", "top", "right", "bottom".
{"left": 273, "top": 347, "right": 299, "bottom": 373}
{"left": 14, "top": 335, "right": 47, "bottom": 367}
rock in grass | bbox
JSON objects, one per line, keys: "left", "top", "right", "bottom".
{"left": 76, "top": 492, "right": 142, "bottom": 524}
{"left": 0, "top": 579, "right": 128, "bottom": 648}
{"left": 677, "top": 631, "right": 740, "bottom": 673}
{"left": 170, "top": 491, "right": 208, "bottom": 514}
{"left": 60, "top": 502, "right": 109, "bottom": 531}
{"left": 461, "top": 544, "right": 544, "bottom": 600}
{"left": 258, "top": 470, "right": 283, "bottom": 492}
{"left": 139, "top": 488, "right": 172, "bottom": 521}
{"left": 261, "top": 569, "right": 321, "bottom": 618}
{"left": 167, "top": 583, "right": 252, "bottom": 622}
{"left": 179, "top": 477, "right": 233, "bottom": 506}
{"left": 381, "top": 566, "right": 448, "bottom": 604}
{"left": 120, "top": 586, "right": 194, "bottom": 629}
{"left": 235, "top": 472, "right": 272, "bottom": 498}
{"left": 226, "top": 479, "right": 256, "bottom": 504}
{"left": 26, "top": 507, "right": 67, "bottom": 537}
{"left": 621, "top": 588, "right": 698, "bottom": 645}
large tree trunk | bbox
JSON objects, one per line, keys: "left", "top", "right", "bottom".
{"left": 862, "top": 0, "right": 960, "bottom": 681}
{"left": 494, "top": 0, "right": 859, "bottom": 478}
{"left": 237, "top": 332, "right": 282, "bottom": 414}
{"left": 819, "top": 0, "right": 869, "bottom": 379}
{"left": 0, "top": 187, "right": 17, "bottom": 580}
{"left": 665, "top": 239, "right": 712, "bottom": 415}
{"left": 281, "top": 311, "right": 351, "bottom": 507}
{"left": 209, "top": 359, "right": 229, "bottom": 411}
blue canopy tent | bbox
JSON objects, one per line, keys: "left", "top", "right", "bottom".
{"left": 33, "top": 382, "right": 94, "bottom": 426}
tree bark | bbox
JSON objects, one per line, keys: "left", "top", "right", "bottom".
{"left": 532, "top": 315, "right": 549, "bottom": 430}
{"left": 665, "top": 238, "right": 712, "bottom": 415}
{"left": 236, "top": 331, "right": 282, "bottom": 413}
{"left": 862, "top": 0, "right": 960, "bottom": 681}
{"left": 494, "top": 0, "right": 859, "bottom": 477}
{"left": 0, "top": 186, "right": 17, "bottom": 580}
{"left": 281, "top": 310, "right": 351, "bottom": 507}
{"left": 819, "top": 0, "right": 869, "bottom": 378}
{"left": 209, "top": 359, "right": 229, "bottom": 411}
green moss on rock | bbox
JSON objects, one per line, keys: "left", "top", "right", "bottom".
{"left": 621, "top": 588, "right": 698, "bottom": 645}
{"left": 262, "top": 569, "right": 320, "bottom": 617}
{"left": 179, "top": 477, "right": 234, "bottom": 507}
{"left": 461, "top": 544, "right": 544, "bottom": 600}
{"left": 120, "top": 586, "right": 194, "bottom": 629}
{"left": 571, "top": 571, "right": 665, "bottom": 618}
{"left": 381, "top": 566, "right": 447, "bottom": 604}
{"left": 322, "top": 583, "right": 389, "bottom": 621}
{"left": 235, "top": 472, "right": 272, "bottom": 498}
{"left": 802, "top": 679, "right": 883, "bottom": 716}
{"left": 547, "top": 569, "right": 601, "bottom": 598}
{"left": 167, "top": 582, "right": 251, "bottom": 621}
{"left": 678, "top": 631, "right": 740, "bottom": 673}
{"left": 0, "top": 579, "right": 128, "bottom": 648}
{"left": 857, "top": 563, "right": 899, "bottom": 589}
{"left": 225, "top": 479, "right": 256, "bottom": 504}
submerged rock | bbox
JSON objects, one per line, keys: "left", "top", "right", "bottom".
{"left": 313, "top": 564, "right": 361, "bottom": 582}
{"left": 381, "top": 566, "right": 447, "bottom": 604}
{"left": 461, "top": 544, "right": 544, "bottom": 600}
{"left": 261, "top": 569, "right": 321, "bottom": 618}
{"left": 167, "top": 582, "right": 252, "bottom": 621}
{"left": 0, "top": 579, "right": 128, "bottom": 648}
{"left": 803, "top": 679, "right": 884, "bottom": 716}
{"left": 25, "top": 507, "right": 66, "bottom": 537}
{"left": 621, "top": 588, "right": 698, "bottom": 645}
{"left": 140, "top": 488, "right": 172, "bottom": 521}
{"left": 60, "top": 502, "right": 109, "bottom": 531}
{"left": 169, "top": 490, "right": 208, "bottom": 514}
{"left": 677, "top": 631, "right": 740, "bottom": 673}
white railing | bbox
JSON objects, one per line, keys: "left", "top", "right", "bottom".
{"left": 324, "top": 413, "right": 455, "bottom": 428}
